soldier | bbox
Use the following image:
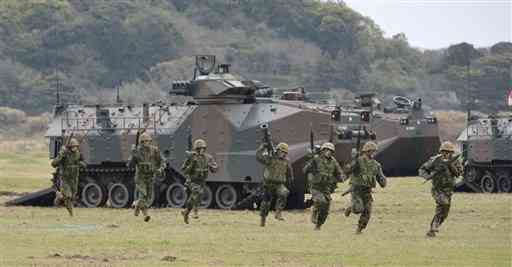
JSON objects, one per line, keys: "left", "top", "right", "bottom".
{"left": 419, "top": 141, "right": 463, "bottom": 238}
{"left": 343, "top": 141, "right": 386, "bottom": 234}
{"left": 181, "top": 139, "right": 218, "bottom": 224}
{"left": 51, "top": 138, "right": 86, "bottom": 217}
{"left": 129, "top": 132, "right": 162, "bottom": 222}
{"left": 303, "top": 142, "right": 343, "bottom": 230}
{"left": 256, "top": 142, "right": 293, "bottom": 227}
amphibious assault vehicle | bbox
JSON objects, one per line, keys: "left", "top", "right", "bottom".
{"left": 327, "top": 94, "right": 440, "bottom": 176}
{"left": 8, "top": 55, "right": 372, "bottom": 208}
{"left": 456, "top": 114, "right": 512, "bottom": 193}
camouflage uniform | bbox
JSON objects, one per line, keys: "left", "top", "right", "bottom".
{"left": 51, "top": 138, "right": 85, "bottom": 216}
{"left": 181, "top": 139, "right": 218, "bottom": 223}
{"left": 256, "top": 142, "right": 293, "bottom": 226}
{"left": 419, "top": 141, "right": 463, "bottom": 237}
{"left": 303, "top": 142, "right": 343, "bottom": 230}
{"left": 344, "top": 142, "right": 386, "bottom": 234}
{"left": 129, "top": 133, "right": 162, "bottom": 222}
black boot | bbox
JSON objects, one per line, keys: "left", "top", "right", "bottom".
{"left": 182, "top": 209, "right": 190, "bottom": 224}
{"left": 260, "top": 216, "right": 266, "bottom": 227}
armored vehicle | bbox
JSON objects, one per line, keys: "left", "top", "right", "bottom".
{"left": 8, "top": 55, "right": 371, "bottom": 209}
{"left": 456, "top": 114, "right": 512, "bottom": 193}
{"left": 333, "top": 94, "right": 440, "bottom": 176}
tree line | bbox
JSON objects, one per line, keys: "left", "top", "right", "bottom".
{"left": 0, "top": 0, "right": 510, "bottom": 114}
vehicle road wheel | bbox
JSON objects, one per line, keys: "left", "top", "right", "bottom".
{"left": 199, "top": 184, "right": 213, "bottom": 209}
{"left": 215, "top": 184, "right": 239, "bottom": 209}
{"left": 480, "top": 172, "right": 496, "bottom": 193}
{"left": 166, "top": 183, "right": 187, "bottom": 208}
{"left": 108, "top": 183, "right": 131, "bottom": 208}
{"left": 496, "top": 172, "right": 512, "bottom": 193}
{"left": 81, "top": 182, "right": 106, "bottom": 207}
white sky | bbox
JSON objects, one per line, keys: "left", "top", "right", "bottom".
{"left": 341, "top": 0, "right": 511, "bottom": 49}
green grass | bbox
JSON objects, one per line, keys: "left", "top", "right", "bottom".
{"left": 0, "top": 150, "right": 52, "bottom": 193}
{"left": 0, "top": 150, "right": 510, "bottom": 266}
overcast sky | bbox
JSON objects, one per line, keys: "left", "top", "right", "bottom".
{"left": 341, "top": 0, "right": 511, "bottom": 49}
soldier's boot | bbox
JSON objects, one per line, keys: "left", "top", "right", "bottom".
{"left": 426, "top": 230, "right": 436, "bottom": 238}
{"left": 314, "top": 224, "right": 321, "bottom": 231}
{"left": 260, "top": 216, "right": 266, "bottom": 227}
{"left": 142, "top": 209, "right": 151, "bottom": 222}
{"left": 274, "top": 210, "right": 284, "bottom": 221}
{"left": 132, "top": 200, "right": 140, "bottom": 216}
{"left": 344, "top": 207, "right": 351, "bottom": 217}
{"left": 65, "top": 199, "right": 73, "bottom": 217}
{"left": 355, "top": 225, "right": 364, "bottom": 235}
{"left": 192, "top": 208, "right": 199, "bottom": 219}
{"left": 182, "top": 209, "right": 190, "bottom": 224}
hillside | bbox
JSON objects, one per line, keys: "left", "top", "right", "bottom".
{"left": 0, "top": 0, "right": 510, "bottom": 114}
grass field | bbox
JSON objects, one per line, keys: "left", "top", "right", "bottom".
{"left": 0, "top": 147, "right": 511, "bottom": 267}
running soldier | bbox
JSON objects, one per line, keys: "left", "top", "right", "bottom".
{"left": 256, "top": 142, "right": 294, "bottom": 227}
{"left": 51, "top": 138, "right": 86, "bottom": 217}
{"left": 181, "top": 139, "right": 218, "bottom": 224}
{"left": 303, "top": 142, "right": 343, "bottom": 230}
{"left": 129, "top": 133, "right": 162, "bottom": 222}
{"left": 343, "top": 141, "right": 387, "bottom": 234}
{"left": 419, "top": 141, "right": 463, "bottom": 237}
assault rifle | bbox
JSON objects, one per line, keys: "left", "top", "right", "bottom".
{"left": 260, "top": 123, "right": 275, "bottom": 155}
{"left": 341, "top": 122, "right": 363, "bottom": 197}
{"left": 422, "top": 153, "right": 462, "bottom": 183}
{"left": 232, "top": 185, "right": 264, "bottom": 209}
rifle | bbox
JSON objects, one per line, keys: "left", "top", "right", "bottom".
{"left": 134, "top": 127, "right": 146, "bottom": 150}
{"left": 260, "top": 123, "right": 275, "bottom": 155}
{"left": 351, "top": 123, "right": 363, "bottom": 175}
{"left": 233, "top": 185, "right": 264, "bottom": 209}
{"left": 341, "top": 187, "right": 352, "bottom": 197}
{"left": 422, "top": 153, "right": 462, "bottom": 183}
{"left": 309, "top": 126, "right": 318, "bottom": 174}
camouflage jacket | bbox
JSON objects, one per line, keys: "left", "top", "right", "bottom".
{"left": 181, "top": 152, "right": 218, "bottom": 183}
{"left": 256, "top": 144, "right": 293, "bottom": 185}
{"left": 345, "top": 155, "right": 385, "bottom": 188}
{"left": 129, "top": 145, "right": 162, "bottom": 179}
{"left": 303, "top": 154, "right": 342, "bottom": 192}
{"left": 419, "top": 154, "right": 463, "bottom": 191}
{"left": 51, "top": 149, "right": 85, "bottom": 179}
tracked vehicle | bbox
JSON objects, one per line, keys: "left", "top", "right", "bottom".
{"left": 8, "top": 55, "right": 373, "bottom": 208}
{"left": 332, "top": 94, "right": 440, "bottom": 176}
{"left": 456, "top": 114, "right": 512, "bottom": 193}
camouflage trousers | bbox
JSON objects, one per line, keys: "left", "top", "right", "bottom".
{"left": 311, "top": 188, "right": 331, "bottom": 226}
{"left": 134, "top": 175, "right": 154, "bottom": 210}
{"left": 260, "top": 183, "right": 289, "bottom": 218}
{"left": 348, "top": 185, "right": 373, "bottom": 230}
{"left": 55, "top": 175, "right": 78, "bottom": 208}
{"left": 184, "top": 181, "right": 204, "bottom": 212}
{"left": 430, "top": 189, "right": 452, "bottom": 232}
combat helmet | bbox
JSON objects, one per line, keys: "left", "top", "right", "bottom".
{"left": 439, "top": 141, "right": 455, "bottom": 153}
{"left": 320, "top": 142, "right": 335, "bottom": 152}
{"left": 68, "top": 138, "right": 79, "bottom": 147}
{"left": 140, "top": 133, "right": 152, "bottom": 142}
{"left": 194, "top": 139, "right": 207, "bottom": 150}
{"left": 361, "top": 141, "right": 377, "bottom": 152}
{"left": 276, "top": 142, "right": 289, "bottom": 153}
